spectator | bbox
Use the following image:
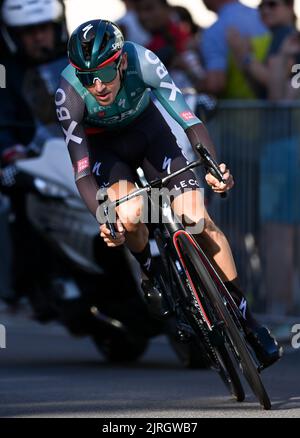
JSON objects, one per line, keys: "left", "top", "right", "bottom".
{"left": 227, "top": 0, "right": 299, "bottom": 99}
{"left": 0, "top": 0, "right": 68, "bottom": 164}
{"left": 117, "top": 0, "right": 150, "bottom": 46}
{"left": 172, "top": 5, "right": 202, "bottom": 51}
{"left": 269, "top": 32, "right": 300, "bottom": 100}
{"left": 172, "top": 5, "right": 206, "bottom": 90}
{"left": 133, "top": 0, "right": 191, "bottom": 66}
{"left": 133, "top": 0, "right": 204, "bottom": 90}
{"left": 200, "top": 0, "right": 269, "bottom": 98}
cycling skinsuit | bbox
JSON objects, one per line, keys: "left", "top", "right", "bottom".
{"left": 55, "top": 42, "right": 204, "bottom": 217}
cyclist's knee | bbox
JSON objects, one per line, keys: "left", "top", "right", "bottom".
{"left": 116, "top": 192, "right": 144, "bottom": 229}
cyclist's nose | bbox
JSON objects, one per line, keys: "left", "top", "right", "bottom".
{"left": 94, "top": 78, "right": 105, "bottom": 92}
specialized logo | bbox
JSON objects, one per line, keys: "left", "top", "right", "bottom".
{"left": 239, "top": 298, "right": 247, "bottom": 320}
{"left": 180, "top": 111, "right": 196, "bottom": 122}
{"left": 82, "top": 24, "right": 93, "bottom": 40}
{"left": 162, "top": 157, "right": 172, "bottom": 175}
{"left": 118, "top": 98, "right": 126, "bottom": 109}
{"left": 143, "top": 258, "right": 152, "bottom": 272}
{"left": 93, "top": 161, "right": 102, "bottom": 176}
{"left": 77, "top": 157, "right": 89, "bottom": 173}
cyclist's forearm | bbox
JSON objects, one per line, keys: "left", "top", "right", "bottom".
{"left": 76, "top": 175, "right": 100, "bottom": 219}
{"left": 185, "top": 123, "right": 217, "bottom": 160}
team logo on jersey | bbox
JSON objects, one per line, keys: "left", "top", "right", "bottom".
{"left": 82, "top": 24, "right": 93, "bottom": 40}
{"left": 160, "top": 80, "right": 181, "bottom": 102}
{"left": 55, "top": 88, "right": 83, "bottom": 147}
{"left": 98, "top": 111, "right": 106, "bottom": 118}
{"left": 180, "top": 111, "right": 197, "bottom": 122}
{"left": 118, "top": 98, "right": 126, "bottom": 108}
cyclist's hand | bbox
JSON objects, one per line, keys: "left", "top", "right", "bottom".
{"left": 205, "top": 163, "right": 234, "bottom": 193}
{"left": 100, "top": 219, "right": 125, "bottom": 247}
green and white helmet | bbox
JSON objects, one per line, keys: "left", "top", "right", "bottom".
{"left": 68, "top": 19, "right": 124, "bottom": 71}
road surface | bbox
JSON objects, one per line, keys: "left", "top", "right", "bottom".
{"left": 0, "top": 311, "right": 299, "bottom": 418}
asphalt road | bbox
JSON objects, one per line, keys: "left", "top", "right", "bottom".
{"left": 0, "top": 311, "right": 299, "bottom": 418}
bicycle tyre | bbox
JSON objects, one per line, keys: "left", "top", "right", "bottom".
{"left": 155, "top": 229, "right": 245, "bottom": 402}
{"left": 175, "top": 231, "right": 271, "bottom": 410}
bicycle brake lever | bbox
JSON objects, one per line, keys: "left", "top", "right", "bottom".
{"left": 103, "top": 204, "right": 118, "bottom": 239}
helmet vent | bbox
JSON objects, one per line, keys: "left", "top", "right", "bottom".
{"left": 100, "top": 31, "right": 110, "bottom": 53}
{"left": 82, "top": 41, "right": 93, "bottom": 61}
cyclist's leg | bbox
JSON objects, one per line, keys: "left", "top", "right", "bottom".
{"left": 172, "top": 190, "right": 238, "bottom": 282}
{"left": 88, "top": 130, "right": 156, "bottom": 280}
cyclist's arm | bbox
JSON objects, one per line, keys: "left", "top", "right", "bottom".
{"left": 55, "top": 78, "right": 99, "bottom": 218}
{"left": 135, "top": 45, "right": 217, "bottom": 159}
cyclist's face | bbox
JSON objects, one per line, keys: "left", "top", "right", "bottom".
{"left": 85, "top": 54, "right": 127, "bottom": 106}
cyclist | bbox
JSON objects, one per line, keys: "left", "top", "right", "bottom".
{"left": 56, "top": 19, "right": 281, "bottom": 368}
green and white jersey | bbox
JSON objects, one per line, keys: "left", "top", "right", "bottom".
{"left": 56, "top": 41, "right": 201, "bottom": 136}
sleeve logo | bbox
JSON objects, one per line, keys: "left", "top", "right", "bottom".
{"left": 77, "top": 157, "right": 90, "bottom": 173}
{"left": 180, "top": 111, "right": 196, "bottom": 121}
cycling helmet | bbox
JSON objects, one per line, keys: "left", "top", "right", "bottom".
{"left": 68, "top": 19, "right": 124, "bottom": 71}
{"left": 1, "top": 0, "right": 66, "bottom": 55}
{"left": 2, "top": 0, "right": 63, "bottom": 27}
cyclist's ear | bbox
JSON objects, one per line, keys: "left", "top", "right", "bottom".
{"left": 121, "top": 53, "right": 128, "bottom": 70}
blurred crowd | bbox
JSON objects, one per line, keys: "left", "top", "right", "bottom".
{"left": 118, "top": 0, "right": 300, "bottom": 100}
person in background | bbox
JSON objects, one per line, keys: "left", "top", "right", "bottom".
{"left": 269, "top": 31, "right": 300, "bottom": 99}
{"left": 133, "top": 0, "right": 204, "bottom": 90}
{"left": 0, "top": 0, "right": 68, "bottom": 307}
{"left": 117, "top": 0, "right": 150, "bottom": 46}
{"left": 0, "top": 0, "right": 68, "bottom": 165}
{"left": 227, "top": 0, "right": 299, "bottom": 99}
{"left": 199, "top": 0, "right": 268, "bottom": 98}
{"left": 171, "top": 5, "right": 206, "bottom": 91}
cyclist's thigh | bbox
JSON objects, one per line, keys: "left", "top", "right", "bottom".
{"left": 88, "top": 135, "right": 144, "bottom": 224}
{"left": 88, "top": 134, "right": 136, "bottom": 190}
{"left": 141, "top": 108, "right": 200, "bottom": 197}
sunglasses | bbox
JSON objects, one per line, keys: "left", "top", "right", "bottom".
{"left": 76, "top": 56, "right": 122, "bottom": 87}
{"left": 259, "top": 1, "right": 282, "bottom": 10}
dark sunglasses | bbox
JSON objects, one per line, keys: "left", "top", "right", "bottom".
{"left": 259, "top": 1, "right": 282, "bottom": 10}
{"left": 76, "top": 56, "right": 122, "bottom": 87}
